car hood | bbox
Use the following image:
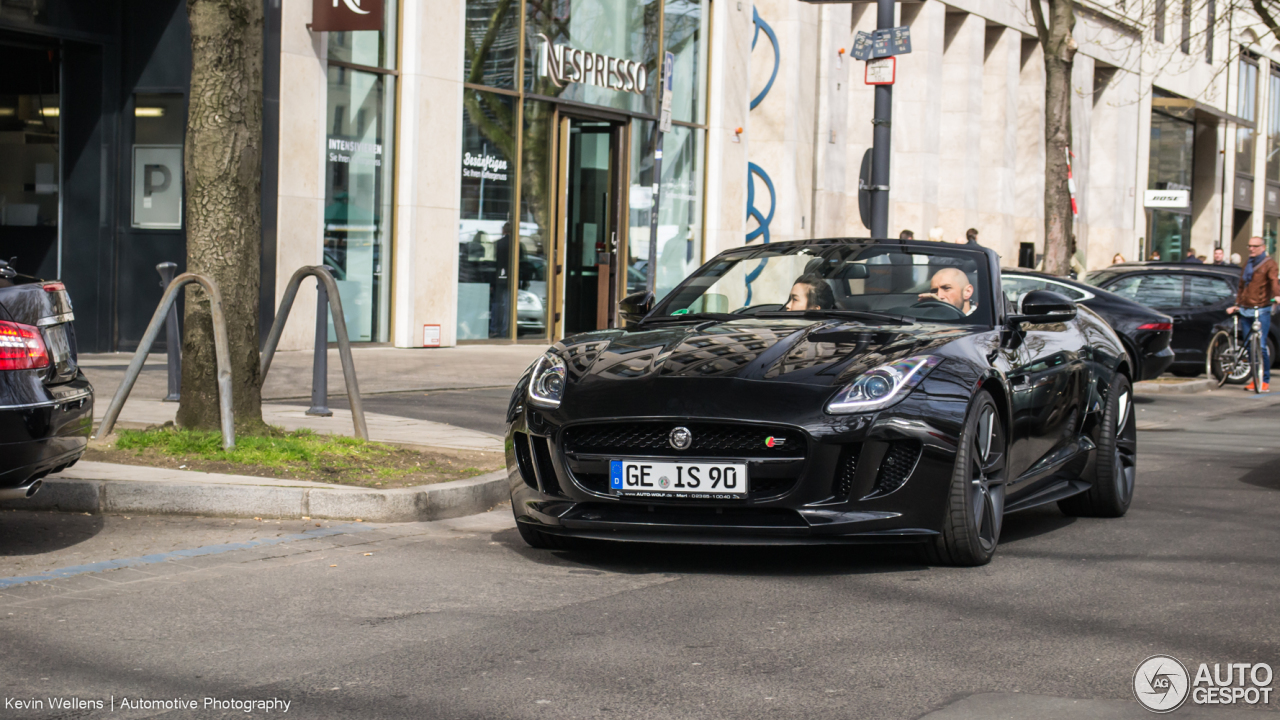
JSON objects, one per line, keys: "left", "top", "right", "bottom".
{"left": 557, "top": 317, "right": 985, "bottom": 390}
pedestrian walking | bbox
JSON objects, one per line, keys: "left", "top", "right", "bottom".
{"left": 1150, "top": 251, "right": 1161, "bottom": 261}
{"left": 1213, "top": 247, "right": 1230, "bottom": 266}
{"left": 1112, "top": 253, "right": 1126, "bottom": 265}
{"left": 1226, "top": 236, "right": 1280, "bottom": 392}
{"left": 965, "top": 228, "right": 980, "bottom": 245}
{"left": 899, "top": 229, "right": 914, "bottom": 240}
{"left": 928, "top": 227, "right": 945, "bottom": 243}
{"left": 1184, "top": 248, "right": 1203, "bottom": 263}
{"left": 1231, "top": 252, "right": 1243, "bottom": 265}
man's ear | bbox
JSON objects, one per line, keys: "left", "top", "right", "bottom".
{"left": 962, "top": 284, "right": 974, "bottom": 300}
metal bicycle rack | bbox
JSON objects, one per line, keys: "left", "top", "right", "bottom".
{"left": 95, "top": 272, "right": 237, "bottom": 449}
{"left": 260, "top": 265, "right": 368, "bottom": 441}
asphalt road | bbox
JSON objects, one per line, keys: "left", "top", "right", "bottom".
{"left": 2, "top": 389, "right": 1279, "bottom": 719}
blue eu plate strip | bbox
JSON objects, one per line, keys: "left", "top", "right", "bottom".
{"left": 610, "top": 460, "right": 623, "bottom": 490}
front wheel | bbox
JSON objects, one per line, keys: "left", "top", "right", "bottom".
{"left": 1207, "top": 331, "right": 1251, "bottom": 386}
{"left": 929, "top": 390, "right": 1007, "bottom": 566}
{"left": 1059, "top": 374, "right": 1136, "bottom": 517}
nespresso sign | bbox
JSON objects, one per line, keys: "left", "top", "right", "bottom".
{"left": 311, "top": 0, "right": 383, "bottom": 32}
{"left": 537, "top": 34, "right": 648, "bottom": 95}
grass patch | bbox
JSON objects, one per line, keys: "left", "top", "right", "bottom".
{"left": 85, "top": 426, "right": 503, "bottom": 489}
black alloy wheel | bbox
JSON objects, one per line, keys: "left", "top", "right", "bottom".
{"left": 930, "top": 390, "right": 1006, "bottom": 566}
{"left": 1059, "top": 374, "right": 1136, "bottom": 517}
{"left": 1207, "top": 331, "right": 1251, "bottom": 386}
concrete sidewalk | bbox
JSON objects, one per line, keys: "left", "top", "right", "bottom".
{"left": 80, "top": 343, "right": 545, "bottom": 404}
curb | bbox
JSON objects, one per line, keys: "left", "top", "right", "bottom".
{"left": 0, "top": 468, "right": 512, "bottom": 523}
{"left": 1133, "top": 378, "right": 1214, "bottom": 394}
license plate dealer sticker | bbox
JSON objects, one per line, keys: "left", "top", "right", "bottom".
{"left": 609, "top": 460, "right": 748, "bottom": 499}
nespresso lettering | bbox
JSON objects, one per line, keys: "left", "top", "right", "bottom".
{"left": 537, "top": 34, "right": 648, "bottom": 96}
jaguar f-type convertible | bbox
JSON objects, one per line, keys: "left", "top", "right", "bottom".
{"left": 506, "top": 239, "right": 1136, "bottom": 565}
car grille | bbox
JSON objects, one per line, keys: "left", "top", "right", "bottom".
{"left": 562, "top": 422, "right": 806, "bottom": 459}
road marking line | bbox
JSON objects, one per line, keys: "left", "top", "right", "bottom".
{"left": 0, "top": 523, "right": 374, "bottom": 590}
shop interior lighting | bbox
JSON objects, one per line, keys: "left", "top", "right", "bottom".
{"left": 0, "top": 108, "right": 14, "bottom": 117}
{"left": 39, "top": 107, "right": 59, "bottom": 117}
{"left": 135, "top": 107, "right": 166, "bottom": 117}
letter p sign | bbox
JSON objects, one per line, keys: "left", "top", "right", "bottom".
{"left": 143, "top": 164, "right": 171, "bottom": 207}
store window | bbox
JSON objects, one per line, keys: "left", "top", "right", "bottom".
{"left": 464, "top": 0, "right": 520, "bottom": 89}
{"left": 132, "top": 94, "right": 185, "bottom": 230}
{"left": 1268, "top": 70, "right": 1280, "bottom": 183}
{"left": 627, "top": 120, "right": 703, "bottom": 299}
{"left": 0, "top": 43, "right": 59, "bottom": 276}
{"left": 1148, "top": 95, "right": 1194, "bottom": 262}
{"left": 665, "top": 0, "right": 708, "bottom": 125}
{"left": 457, "top": 90, "right": 518, "bottom": 340}
{"left": 518, "top": 100, "right": 557, "bottom": 338}
{"left": 1237, "top": 56, "right": 1258, "bottom": 176}
{"left": 324, "top": 4, "right": 398, "bottom": 343}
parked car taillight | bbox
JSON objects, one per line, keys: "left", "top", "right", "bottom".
{"left": 0, "top": 320, "right": 50, "bottom": 370}
{"left": 1137, "top": 322, "right": 1173, "bottom": 331}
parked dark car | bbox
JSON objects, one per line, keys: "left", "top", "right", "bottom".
{"left": 0, "top": 259, "right": 93, "bottom": 502}
{"left": 1002, "top": 269, "right": 1174, "bottom": 380}
{"left": 508, "top": 239, "right": 1135, "bottom": 566}
{"left": 1084, "top": 262, "right": 1279, "bottom": 376}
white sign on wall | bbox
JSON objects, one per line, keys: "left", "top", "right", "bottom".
{"left": 1144, "top": 189, "right": 1190, "bottom": 208}
{"left": 132, "top": 145, "right": 183, "bottom": 229}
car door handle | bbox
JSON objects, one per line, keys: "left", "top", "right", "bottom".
{"left": 1009, "top": 374, "right": 1030, "bottom": 391}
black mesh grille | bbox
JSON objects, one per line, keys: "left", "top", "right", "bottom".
{"left": 562, "top": 422, "right": 805, "bottom": 458}
{"left": 834, "top": 444, "right": 860, "bottom": 498}
{"left": 869, "top": 441, "right": 920, "bottom": 498}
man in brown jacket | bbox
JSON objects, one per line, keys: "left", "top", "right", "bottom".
{"left": 1227, "top": 237, "right": 1280, "bottom": 391}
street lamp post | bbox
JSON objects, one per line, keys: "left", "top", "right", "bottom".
{"left": 869, "top": 0, "right": 894, "bottom": 238}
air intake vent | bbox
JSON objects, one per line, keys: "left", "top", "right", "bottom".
{"left": 833, "top": 444, "right": 860, "bottom": 499}
{"left": 514, "top": 432, "right": 537, "bottom": 490}
{"left": 867, "top": 441, "right": 921, "bottom": 498}
{"left": 531, "top": 435, "right": 562, "bottom": 495}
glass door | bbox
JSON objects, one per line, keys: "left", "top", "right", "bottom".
{"left": 560, "top": 118, "right": 623, "bottom": 336}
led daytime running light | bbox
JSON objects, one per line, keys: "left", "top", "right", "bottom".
{"left": 826, "top": 355, "right": 942, "bottom": 414}
{"left": 527, "top": 351, "right": 568, "bottom": 408}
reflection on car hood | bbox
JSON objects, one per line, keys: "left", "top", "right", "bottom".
{"left": 558, "top": 318, "right": 984, "bottom": 389}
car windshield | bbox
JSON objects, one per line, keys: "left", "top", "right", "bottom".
{"left": 651, "top": 243, "right": 994, "bottom": 325}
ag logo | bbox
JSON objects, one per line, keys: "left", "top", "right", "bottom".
{"left": 1134, "top": 655, "right": 1190, "bottom": 713}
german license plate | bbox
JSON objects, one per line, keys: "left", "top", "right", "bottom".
{"left": 609, "top": 460, "right": 748, "bottom": 499}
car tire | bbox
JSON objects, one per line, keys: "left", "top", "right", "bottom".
{"left": 515, "top": 518, "right": 577, "bottom": 550}
{"left": 1059, "top": 374, "right": 1135, "bottom": 518}
{"left": 929, "top": 389, "right": 1006, "bottom": 567}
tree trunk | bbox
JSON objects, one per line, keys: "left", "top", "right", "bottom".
{"left": 177, "top": 0, "right": 265, "bottom": 433}
{"left": 1042, "top": 52, "right": 1073, "bottom": 276}
{"left": 1030, "top": 0, "right": 1076, "bottom": 277}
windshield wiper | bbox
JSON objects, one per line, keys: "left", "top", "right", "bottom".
{"left": 755, "top": 309, "right": 912, "bottom": 325}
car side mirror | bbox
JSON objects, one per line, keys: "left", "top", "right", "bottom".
{"left": 1010, "top": 289, "right": 1077, "bottom": 324}
{"left": 618, "top": 291, "right": 655, "bottom": 328}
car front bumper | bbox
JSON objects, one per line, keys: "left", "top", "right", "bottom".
{"left": 507, "top": 392, "right": 969, "bottom": 545}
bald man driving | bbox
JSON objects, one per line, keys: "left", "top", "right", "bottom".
{"left": 919, "top": 267, "right": 976, "bottom": 315}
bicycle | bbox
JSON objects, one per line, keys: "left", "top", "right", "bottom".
{"left": 1207, "top": 312, "right": 1266, "bottom": 392}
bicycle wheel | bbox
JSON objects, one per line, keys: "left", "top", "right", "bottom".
{"left": 1208, "top": 331, "right": 1251, "bottom": 386}
{"left": 1250, "top": 326, "right": 1265, "bottom": 393}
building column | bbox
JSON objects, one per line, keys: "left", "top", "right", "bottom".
{"left": 1086, "top": 67, "right": 1141, "bottom": 269}
{"left": 391, "top": 0, "right": 466, "bottom": 347}
{"left": 888, "top": 0, "right": 947, "bottom": 237}
{"left": 1015, "top": 36, "right": 1045, "bottom": 261}
{"left": 935, "top": 10, "right": 985, "bottom": 242}
{"left": 704, "top": 0, "right": 753, "bottom": 257}
{"left": 272, "top": 0, "right": 330, "bottom": 352}
{"left": 811, "top": 3, "right": 853, "bottom": 238}
{"left": 978, "top": 25, "right": 1020, "bottom": 261}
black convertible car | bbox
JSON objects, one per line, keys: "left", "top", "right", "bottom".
{"left": 0, "top": 259, "right": 93, "bottom": 501}
{"left": 506, "top": 239, "right": 1135, "bottom": 565}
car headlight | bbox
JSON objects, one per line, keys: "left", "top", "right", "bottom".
{"left": 528, "top": 351, "right": 568, "bottom": 408}
{"left": 826, "top": 356, "right": 943, "bottom": 414}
